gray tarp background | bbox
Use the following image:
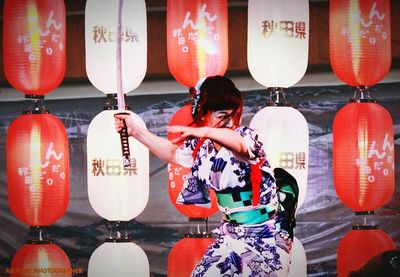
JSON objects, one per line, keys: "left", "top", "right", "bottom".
{"left": 0, "top": 82, "right": 399, "bottom": 276}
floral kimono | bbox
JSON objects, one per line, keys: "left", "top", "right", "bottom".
{"left": 176, "top": 126, "right": 296, "bottom": 277}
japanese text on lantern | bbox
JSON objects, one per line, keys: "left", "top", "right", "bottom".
{"left": 17, "top": 142, "right": 65, "bottom": 192}
{"left": 17, "top": 10, "right": 64, "bottom": 62}
{"left": 168, "top": 165, "right": 188, "bottom": 189}
{"left": 355, "top": 133, "right": 394, "bottom": 183}
{"left": 261, "top": 20, "right": 306, "bottom": 39}
{"left": 172, "top": 4, "right": 220, "bottom": 53}
{"left": 279, "top": 152, "right": 307, "bottom": 170}
{"left": 341, "top": 2, "right": 387, "bottom": 45}
{"left": 91, "top": 158, "right": 138, "bottom": 176}
{"left": 92, "top": 26, "right": 139, "bottom": 43}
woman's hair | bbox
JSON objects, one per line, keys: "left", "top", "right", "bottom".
{"left": 193, "top": 75, "right": 243, "bottom": 127}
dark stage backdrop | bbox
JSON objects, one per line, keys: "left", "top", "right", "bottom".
{"left": 0, "top": 82, "right": 399, "bottom": 276}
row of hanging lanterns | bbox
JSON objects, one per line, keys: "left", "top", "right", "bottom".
{"left": 3, "top": 0, "right": 72, "bottom": 272}
{"left": 4, "top": 0, "right": 69, "bottom": 228}
{"left": 248, "top": 1, "right": 310, "bottom": 275}
{"left": 329, "top": 1, "right": 395, "bottom": 276}
{"left": 331, "top": 0, "right": 394, "bottom": 215}
{"left": 166, "top": 0, "right": 229, "bottom": 273}
{"left": 85, "top": 0, "right": 150, "bottom": 275}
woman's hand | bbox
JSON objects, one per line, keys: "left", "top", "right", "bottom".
{"left": 167, "top": 125, "right": 207, "bottom": 144}
{"left": 114, "top": 113, "right": 138, "bottom": 137}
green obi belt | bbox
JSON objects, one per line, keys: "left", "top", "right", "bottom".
{"left": 216, "top": 189, "right": 278, "bottom": 225}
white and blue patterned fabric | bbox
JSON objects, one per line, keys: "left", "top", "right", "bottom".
{"left": 175, "top": 126, "right": 293, "bottom": 276}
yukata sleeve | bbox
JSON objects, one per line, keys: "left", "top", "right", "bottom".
{"left": 175, "top": 139, "right": 211, "bottom": 207}
{"left": 234, "top": 126, "right": 267, "bottom": 164}
{"left": 176, "top": 176, "right": 211, "bottom": 207}
{"left": 175, "top": 139, "right": 197, "bottom": 168}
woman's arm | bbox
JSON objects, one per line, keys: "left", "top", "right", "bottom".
{"left": 115, "top": 114, "right": 179, "bottom": 164}
{"left": 168, "top": 125, "right": 250, "bottom": 158}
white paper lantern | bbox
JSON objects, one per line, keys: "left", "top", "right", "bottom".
{"left": 87, "top": 110, "right": 149, "bottom": 221}
{"left": 88, "top": 242, "right": 149, "bottom": 277}
{"left": 288, "top": 236, "right": 307, "bottom": 277}
{"left": 247, "top": 0, "right": 309, "bottom": 88}
{"left": 85, "top": 0, "right": 147, "bottom": 94}
{"left": 250, "top": 106, "right": 309, "bottom": 210}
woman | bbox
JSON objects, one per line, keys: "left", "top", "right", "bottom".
{"left": 115, "top": 75, "right": 296, "bottom": 276}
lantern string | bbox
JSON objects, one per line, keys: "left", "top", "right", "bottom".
{"left": 116, "top": 0, "right": 125, "bottom": 111}
{"left": 25, "top": 97, "right": 47, "bottom": 114}
{"left": 267, "top": 87, "right": 288, "bottom": 105}
{"left": 187, "top": 218, "right": 210, "bottom": 236}
{"left": 189, "top": 221, "right": 194, "bottom": 234}
{"left": 39, "top": 228, "right": 43, "bottom": 241}
{"left": 353, "top": 86, "right": 371, "bottom": 101}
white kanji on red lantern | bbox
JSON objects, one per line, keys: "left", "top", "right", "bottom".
{"left": 167, "top": 0, "right": 228, "bottom": 88}
{"left": 3, "top": 0, "right": 66, "bottom": 95}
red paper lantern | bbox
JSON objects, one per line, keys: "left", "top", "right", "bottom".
{"left": 337, "top": 226, "right": 395, "bottom": 277}
{"left": 7, "top": 113, "right": 69, "bottom": 226}
{"left": 167, "top": 105, "right": 218, "bottom": 218}
{"left": 168, "top": 237, "right": 214, "bottom": 276}
{"left": 333, "top": 101, "right": 394, "bottom": 213}
{"left": 330, "top": 0, "right": 391, "bottom": 86}
{"left": 3, "top": 0, "right": 66, "bottom": 96}
{"left": 167, "top": 0, "right": 228, "bottom": 88}
{"left": 10, "top": 242, "right": 71, "bottom": 276}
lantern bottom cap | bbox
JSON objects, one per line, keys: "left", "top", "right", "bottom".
{"left": 188, "top": 217, "right": 208, "bottom": 222}
{"left": 104, "top": 238, "right": 133, "bottom": 243}
{"left": 352, "top": 225, "right": 379, "bottom": 230}
{"left": 25, "top": 94, "right": 45, "bottom": 100}
{"left": 355, "top": 211, "right": 375, "bottom": 216}
{"left": 184, "top": 232, "right": 212, "bottom": 238}
{"left": 27, "top": 239, "right": 53, "bottom": 245}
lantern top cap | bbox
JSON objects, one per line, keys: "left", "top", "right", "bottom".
{"left": 355, "top": 210, "right": 375, "bottom": 215}
{"left": 22, "top": 108, "right": 50, "bottom": 115}
{"left": 184, "top": 232, "right": 213, "bottom": 238}
{"left": 104, "top": 237, "right": 133, "bottom": 243}
{"left": 27, "top": 239, "right": 53, "bottom": 244}
{"left": 266, "top": 101, "right": 292, "bottom": 107}
{"left": 349, "top": 99, "right": 376, "bottom": 104}
{"left": 352, "top": 225, "right": 379, "bottom": 230}
{"left": 267, "top": 87, "right": 287, "bottom": 93}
